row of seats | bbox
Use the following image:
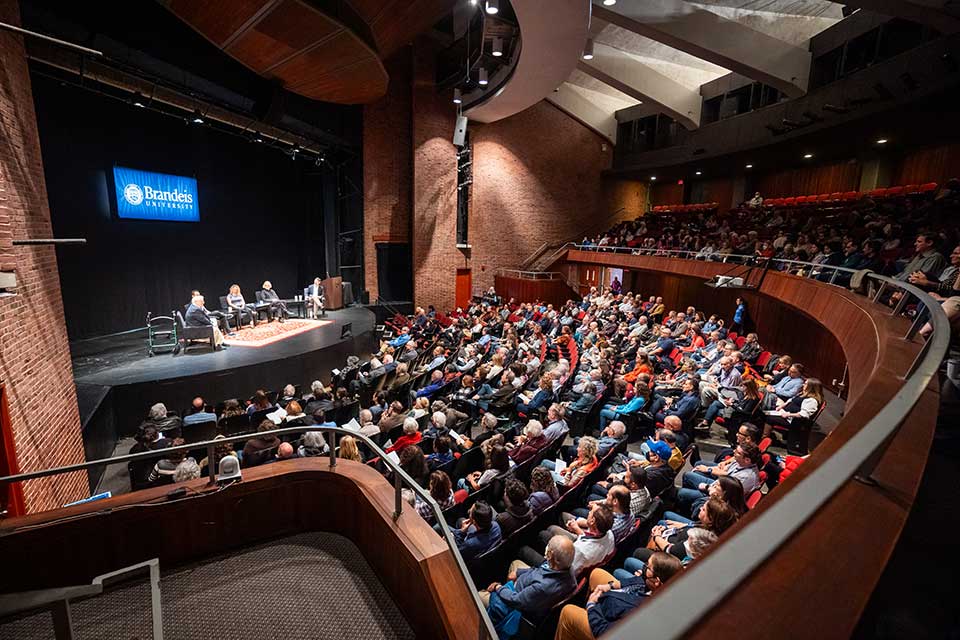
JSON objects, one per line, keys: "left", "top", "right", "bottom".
{"left": 763, "top": 182, "right": 940, "bottom": 208}
{"left": 651, "top": 202, "right": 719, "bottom": 214}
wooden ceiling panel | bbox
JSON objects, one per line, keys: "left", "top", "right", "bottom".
{"left": 290, "top": 58, "right": 388, "bottom": 104}
{"left": 227, "top": 0, "right": 341, "bottom": 72}
{"left": 167, "top": 0, "right": 271, "bottom": 47}
{"left": 271, "top": 30, "right": 387, "bottom": 102}
{"left": 363, "top": 0, "right": 457, "bottom": 57}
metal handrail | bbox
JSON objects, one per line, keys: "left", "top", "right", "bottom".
{"left": 549, "top": 243, "right": 950, "bottom": 639}
{"left": 0, "top": 425, "right": 497, "bottom": 640}
{"left": 495, "top": 268, "right": 565, "bottom": 280}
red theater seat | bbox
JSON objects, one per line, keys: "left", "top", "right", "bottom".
{"left": 920, "top": 182, "right": 938, "bottom": 193}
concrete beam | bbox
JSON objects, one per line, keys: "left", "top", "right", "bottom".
{"left": 546, "top": 84, "right": 618, "bottom": 144}
{"left": 579, "top": 43, "right": 701, "bottom": 129}
{"left": 593, "top": 1, "right": 812, "bottom": 97}
{"left": 837, "top": 0, "right": 960, "bottom": 33}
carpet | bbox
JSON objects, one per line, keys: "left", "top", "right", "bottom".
{"left": 223, "top": 319, "right": 331, "bottom": 347}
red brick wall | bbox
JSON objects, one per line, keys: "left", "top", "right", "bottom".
{"left": 363, "top": 39, "right": 617, "bottom": 310}
{"left": 363, "top": 50, "right": 413, "bottom": 303}
{"left": 0, "top": 0, "right": 87, "bottom": 512}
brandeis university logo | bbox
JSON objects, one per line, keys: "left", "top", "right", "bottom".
{"left": 122, "top": 182, "right": 195, "bottom": 209}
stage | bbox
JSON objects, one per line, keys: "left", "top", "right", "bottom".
{"left": 71, "top": 307, "right": 378, "bottom": 491}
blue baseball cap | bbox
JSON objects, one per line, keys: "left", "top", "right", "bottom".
{"left": 648, "top": 440, "right": 673, "bottom": 462}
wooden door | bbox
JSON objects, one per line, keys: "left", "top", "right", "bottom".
{"left": 455, "top": 269, "right": 472, "bottom": 310}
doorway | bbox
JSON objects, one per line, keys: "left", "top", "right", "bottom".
{"left": 455, "top": 268, "right": 472, "bottom": 310}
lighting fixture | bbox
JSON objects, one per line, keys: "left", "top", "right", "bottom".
{"left": 582, "top": 38, "right": 594, "bottom": 60}
{"left": 876, "top": 138, "right": 888, "bottom": 144}
{"left": 695, "top": 171, "right": 702, "bottom": 176}
{"left": 650, "top": 176, "right": 657, "bottom": 181}
{"left": 131, "top": 92, "right": 145, "bottom": 108}
{"left": 492, "top": 37, "right": 503, "bottom": 57}
{"left": 603, "top": 0, "right": 617, "bottom": 4}
{"left": 745, "top": 164, "right": 753, "bottom": 169}
{"left": 803, "top": 153, "right": 813, "bottom": 159}
{"left": 470, "top": 0, "right": 477, "bottom": 4}
{"left": 252, "top": 131, "right": 263, "bottom": 143}
{"left": 453, "top": 88, "right": 462, "bottom": 104}
{"left": 191, "top": 109, "right": 205, "bottom": 124}
{"left": 478, "top": 67, "right": 488, "bottom": 86}
{"left": 485, "top": 0, "right": 498, "bottom": 14}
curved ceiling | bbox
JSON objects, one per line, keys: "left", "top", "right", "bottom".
{"left": 166, "top": 0, "right": 454, "bottom": 104}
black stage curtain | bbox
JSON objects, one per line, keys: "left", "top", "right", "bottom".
{"left": 375, "top": 243, "right": 413, "bottom": 303}
{"left": 33, "top": 75, "right": 337, "bottom": 340}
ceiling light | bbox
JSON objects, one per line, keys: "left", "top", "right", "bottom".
{"left": 695, "top": 171, "right": 702, "bottom": 176}
{"left": 252, "top": 131, "right": 263, "bottom": 143}
{"left": 492, "top": 37, "right": 503, "bottom": 57}
{"left": 478, "top": 67, "right": 488, "bottom": 86}
{"left": 470, "top": 0, "right": 477, "bottom": 4}
{"left": 485, "top": 0, "right": 498, "bottom": 14}
{"left": 650, "top": 176, "right": 657, "bottom": 181}
{"left": 603, "top": 0, "right": 617, "bottom": 4}
{"left": 190, "top": 109, "right": 204, "bottom": 124}
{"left": 876, "top": 138, "right": 888, "bottom": 144}
{"left": 745, "top": 164, "right": 753, "bottom": 169}
{"left": 803, "top": 153, "right": 813, "bottom": 159}
{"left": 582, "top": 38, "right": 594, "bottom": 60}
{"left": 131, "top": 92, "right": 145, "bottom": 108}
{"left": 453, "top": 88, "right": 462, "bottom": 104}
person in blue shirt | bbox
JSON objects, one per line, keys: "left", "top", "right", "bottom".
{"left": 414, "top": 370, "right": 445, "bottom": 400}
{"left": 648, "top": 327, "right": 676, "bottom": 372}
{"left": 516, "top": 375, "right": 554, "bottom": 415}
{"left": 453, "top": 501, "right": 502, "bottom": 561}
{"left": 555, "top": 552, "right": 683, "bottom": 639}
{"left": 481, "top": 536, "right": 578, "bottom": 638}
{"left": 655, "top": 379, "right": 700, "bottom": 426}
{"left": 598, "top": 385, "right": 650, "bottom": 429}
{"left": 182, "top": 397, "right": 217, "bottom": 426}
{"left": 567, "top": 384, "right": 597, "bottom": 413}
{"left": 388, "top": 326, "right": 412, "bottom": 349}
{"left": 763, "top": 363, "right": 805, "bottom": 407}
{"left": 426, "top": 435, "right": 454, "bottom": 470}
{"left": 731, "top": 297, "right": 749, "bottom": 334}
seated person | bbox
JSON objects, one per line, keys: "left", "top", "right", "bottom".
{"left": 663, "top": 475, "right": 748, "bottom": 527}
{"left": 598, "top": 382, "right": 650, "bottom": 430}
{"left": 337, "top": 435, "right": 364, "bottom": 463}
{"left": 242, "top": 420, "right": 282, "bottom": 467}
{"left": 356, "top": 408, "right": 380, "bottom": 437}
{"left": 182, "top": 397, "right": 216, "bottom": 426}
{"left": 507, "top": 420, "right": 548, "bottom": 463}
{"left": 462, "top": 412, "right": 500, "bottom": 449}
{"left": 555, "top": 551, "right": 684, "bottom": 640}
{"left": 518, "top": 503, "right": 615, "bottom": 577}
{"left": 516, "top": 375, "right": 554, "bottom": 415}
{"left": 566, "top": 484, "right": 635, "bottom": 544}
{"left": 588, "top": 462, "right": 652, "bottom": 518}
{"left": 566, "top": 382, "right": 597, "bottom": 413}
{"left": 226, "top": 284, "right": 258, "bottom": 328}
{"left": 677, "top": 443, "right": 761, "bottom": 515}
{"left": 423, "top": 410, "right": 449, "bottom": 439}
{"left": 763, "top": 363, "right": 805, "bottom": 406}
{"left": 426, "top": 436, "right": 455, "bottom": 470}
{"left": 633, "top": 497, "right": 738, "bottom": 563}
{"left": 699, "top": 377, "right": 761, "bottom": 435}
{"left": 542, "top": 404, "right": 570, "bottom": 442}
{"left": 762, "top": 378, "right": 823, "bottom": 453}
{"left": 398, "top": 444, "right": 429, "bottom": 486}
{"left": 259, "top": 280, "right": 289, "bottom": 322}
{"left": 453, "top": 501, "right": 502, "bottom": 561}
{"left": 297, "top": 431, "right": 330, "bottom": 457}
{"left": 414, "top": 369, "right": 446, "bottom": 401}
{"left": 306, "top": 276, "right": 325, "bottom": 318}
{"left": 627, "top": 428, "right": 684, "bottom": 473}
{"left": 654, "top": 378, "right": 700, "bottom": 426}
{"left": 565, "top": 420, "right": 626, "bottom": 461}
{"left": 495, "top": 479, "right": 535, "bottom": 538}
{"left": 528, "top": 466, "right": 560, "bottom": 515}
{"left": 385, "top": 417, "right": 422, "bottom": 454}
{"left": 458, "top": 444, "right": 513, "bottom": 491}
{"left": 479, "top": 536, "right": 577, "bottom": 637}
{"left": 147, "top": 437, "right": 189, "bottom": 484}
{"left": 185, "top": 295, "right": 225, "bottom": 348}
{"left": 541, "top": 437, "right": 598, "bottom": 488}
{"left": 415, "top": 470, "right": 456, "bottom": 524}
{"left": 246, "top": 390, "right": 274, "bottom": 416}
{"left": 283, "top": 401, "right": 313, "bottom": 428}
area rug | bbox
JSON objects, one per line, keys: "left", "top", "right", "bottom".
{"left": 223, "top": 318, "right": 331, "bottom": 347}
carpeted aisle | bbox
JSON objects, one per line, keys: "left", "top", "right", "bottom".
{"left": 0, "top": 532, "right": 416, "bottom": 640}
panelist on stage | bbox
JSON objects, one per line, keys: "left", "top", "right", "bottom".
{"left": 185, "top": 295, "right": 225, "bottom": 349}
{"left": 259, "top": 280, "right": 289, "bottom": 322}
{"left": 227, "top": 284, "right": 258, "bottom": 329}
{"left": 188, "top": 289, "right": 231, "bottom": 334}
{"left": 306, "top": 277, "right": 325, "bottom": 319}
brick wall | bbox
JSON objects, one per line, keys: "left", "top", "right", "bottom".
{"left": 363, "top": 51, "right": 413, "bottom": 303}
{"left": 364, "top": 39, "right": 625, "bottom": 310}
{"left": 0, "top": 0, "right": 87, "bottom": 512}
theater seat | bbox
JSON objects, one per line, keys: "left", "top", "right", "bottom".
{"left": 746, "top": 490, "right": 763, "bottom": 509}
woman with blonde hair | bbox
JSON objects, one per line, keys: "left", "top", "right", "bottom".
{"left": 226, "top": 284, "right": 258, "bottom": 328}
{"left": 764, "top": 378, "right": 824, "bottom": 454}
{"left": 338, "top": 435, "right": 363, "bottom": 462}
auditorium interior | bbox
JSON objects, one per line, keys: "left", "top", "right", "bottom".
{"left": 2, "top": 0, "right": 960, "bottom": 638}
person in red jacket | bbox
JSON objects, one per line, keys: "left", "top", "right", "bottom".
{"left": 386, "top": 417, "right": 422, "bottom": 454}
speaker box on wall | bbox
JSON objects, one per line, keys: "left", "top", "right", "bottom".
{"left": 453, "top": 115, "right": 468, "bottom": 147}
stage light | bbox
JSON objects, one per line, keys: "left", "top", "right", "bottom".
{"left": 191, "top": 109, "right": 205, "bottom": 124}
{"left": 603, "top": 0, "right": 617, "bottom": 4}
{"left": 485, "top": 0, "right": 498, "bottom": 14}
{"left": 470, "top": 0, "right": 477, "bottom": 4}
{"left": 131, "top": 92, "right": 145, "bottom": 108}
{"left": 650, "top": 176, "right": 657, "bottom": 181}
{"left": 582, "top": 39, "right": 594, "bottom": 60}
{"left": 803, "top": 153, "right": 813, "bottom": 159}
{"left": 492, "top": 37, "right": 503, "bottom": 57}
{"left": 478, "top": 67, "right": 488, "bottom": 86}
{"left": 695, "top": 171, "right": 702, "bottom": 176}
{"left": 453, "top": 88, "right": 462, "bottom": 104}
{"left": 252, "top": 131, "right": 263, "bottom": 143}
{"left": 876, "top": 138, "right": 888, "bottom": 144}
{"left": 745, "top": 164, "right": 753, "bottom": 169}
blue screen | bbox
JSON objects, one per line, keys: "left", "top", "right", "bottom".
{"left": 113, "top": 166, "right": 200, "bottom": 222}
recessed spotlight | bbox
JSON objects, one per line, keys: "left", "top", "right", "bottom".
{"left": 745, "top": 164, "right": 753, "bottom": 169}
{"left": 603, "top": 0, "right": 617, "bottom": 4}
{"left": 131, "top": 92, "right": 146, "bottom": 108}
{"left": 190, "top": 109, "right": 205, "bottom": 124}
{"left": 478, "top": 67, "right": 488, "bottom": 86}
{"left": 453, "top": 88, "right": 462, "bottom": 104}
{"left": 695, "top": 171, "right": 702, "bottom": 176}
{"left": 650, "top": 176, "right": 657, "bottom": 181}
{"left": 252, "top": 131, "right": 263, "bottom": 143}
{"left": 492, "top": 37, "right": 503, "bottom": 57}
{"left": 582, "top": 38, "right": 594, "bottom": 60}
{"left": 485, "top": 0, "right": 498, "bottom": 14}
{"left": 803, "top": 153, "right": 813, "bottom": 159}
{"left": 876, "top": 138, "right": 888, "bottom": 144}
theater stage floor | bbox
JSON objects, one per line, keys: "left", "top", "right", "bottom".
{"left": 70, "top": 307, "right": 376, "bottom": 387}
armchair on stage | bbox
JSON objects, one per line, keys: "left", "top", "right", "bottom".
{"left": 174, "top": 310, "right": 216, "bottom": 353}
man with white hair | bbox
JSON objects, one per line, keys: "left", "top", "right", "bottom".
{"left": 185, "top": 295, "right": 226, "bottom": 348}
{"left": 423, "top": 411, "right": 448, "bottom": 439}
{"left": 357, "top": 409, "right": 380, "bottom": 437}
{"left": 147, "top": 402, "right": 182, "bottom": 434}
{"left": 508, "top": 420, "right": 547, "bottom": 463}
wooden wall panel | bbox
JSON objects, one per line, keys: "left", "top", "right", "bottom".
{"left": 755, "top": 159, "right": 861, "bottom": 198}
{"left": 649, "top": 182, "right": 684, "bottom": 206}
{"left": 495, "top": 276, "right": 578, "bottom": 308}
{"left": 892, "top": 142, "right": 960, "bottom": 185}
